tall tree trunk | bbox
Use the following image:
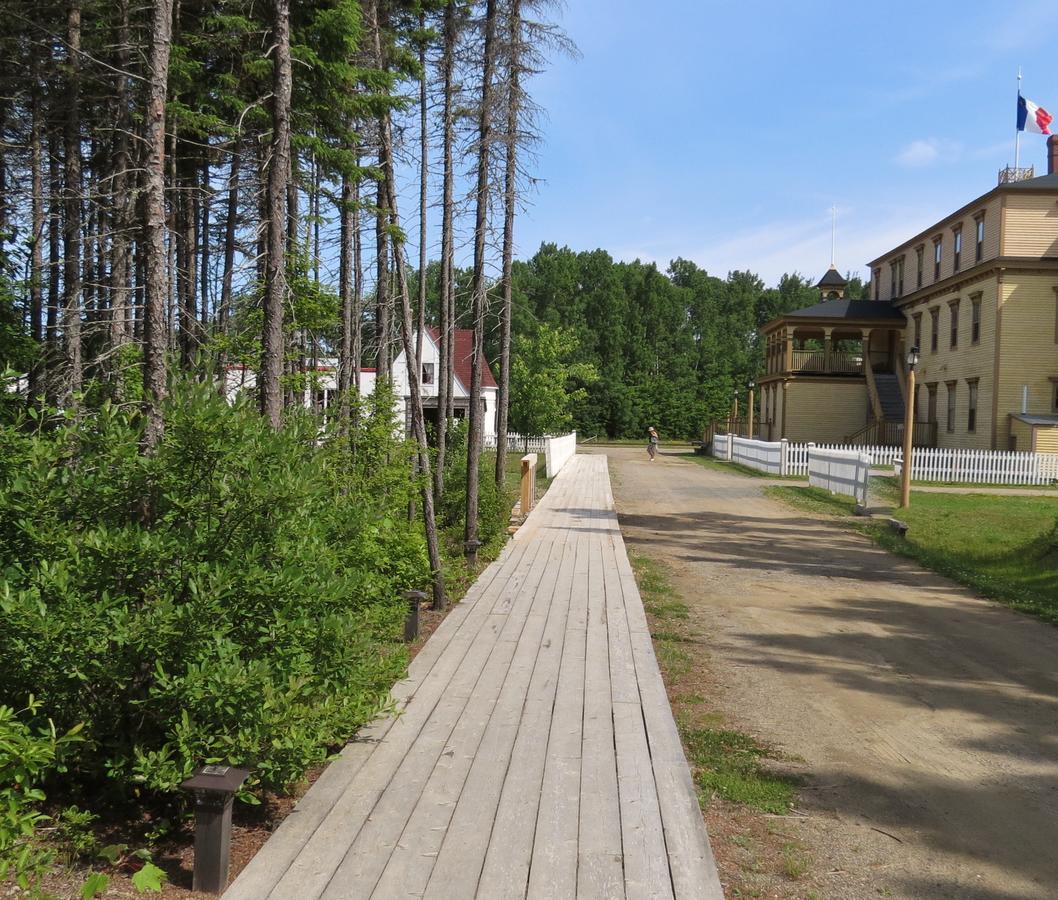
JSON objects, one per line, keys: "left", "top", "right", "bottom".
{"left": 370, "top": 1, "right": 391, "bottom": 380}
{"left": 260, "top": 0, "right": 292, "bottom": 427}
{"left": 375, "top": 169, "right": 390, "bottom": 378}
{"left": 28, "top": 65, "right": 44, "bottom": 403}
{"left": 62, "top": 0, "right": 84, "bottom": 404}
{"left": 380, "top": 108, "right": 446, "bottom": 611}
{"left": 434, "top": 0, "right": 458, "bottom": 500}
{"left": 415, "top": 11, "right": 428, "bottom": 381}
{"left": 352, "top": 154, "right": 364, "bottom": 418}
{"left": 464, "top": 0, "right": 499, "bottom": 561}
{"left": 339, "top": 171, "right": 354, "bottom": 427}
{"left": 109, "top": 0, "right": 132, "bottom": 358}
{"left": 142, "top": 0, "right": 175, "bottom": 453}
{"left": 46, "top": 134, "right": 61, "bottom": 406}
{"left": 200, "top": 154, "right": 211, "bottom": 332}
{"left": 495, "top": 0, "right": 522, "bottom": 488}
{"left": 218, "top": 136, "right": 240, "bottom": 337}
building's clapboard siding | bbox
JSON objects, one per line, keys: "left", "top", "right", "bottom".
{"left": 874, "top": 195, "right": 1001, "bottom": 300}
{"left": 996, "top": 274, "right": 1058, "bottom": 448}
{"left": 1034, "top": 426, "right": 1058, "bottom": 452}
{"left": 900, "top": 278, "right": 997, "bottom": 449}
{"left": 782, "top": 380, "right": 868, "bottom": 443}
{"left": 1002, "top": 195, "right": 1058, "bottom": 257}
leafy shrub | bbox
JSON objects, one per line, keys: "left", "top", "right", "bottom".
{"left": 438, "top": 422, "right": 513, "bottom": 554}
{"left": 0, "top": 378, "right": 428, "bottom": 797}
{"left": 0, "top": 699, "right": 82, "bottom": 893}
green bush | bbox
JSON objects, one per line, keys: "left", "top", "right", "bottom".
{"left": 0, "top": 378, "right": 428, "bottom": 797}
{"left": 438, "top": 423, "right": 513, "bottom": 554}
{"left": 0, "top": 700, "right": 82, "bottom": 892}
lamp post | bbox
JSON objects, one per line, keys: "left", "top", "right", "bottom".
{"left": 900, "top": 345, "right": 920, "bottom": 508}
{"left": 747, "top": 381, "right": 755, "bottom": 439}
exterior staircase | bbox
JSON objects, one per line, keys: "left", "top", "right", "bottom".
{"left": 873, "top": 373, "right": 905, "bottom": 422}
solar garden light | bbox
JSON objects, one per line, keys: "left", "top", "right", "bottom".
{"left": 404, "top": 590, "right": 427, "bottom": 642}
{"left": 180, "top": 764, "right": 250, "bottom": 894}
{"left": 900, "top": 345, "right": 920, "bottom": 509}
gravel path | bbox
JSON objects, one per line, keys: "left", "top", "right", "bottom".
{"left": 600, "top": 446, "right": 1058, "bottom": 900}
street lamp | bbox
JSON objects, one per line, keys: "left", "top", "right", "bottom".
{"left": 747, "top": 381, "right": 756, "bottom": 439}
{"left": 900, "top": 345, "right": 920, "bottom": 508}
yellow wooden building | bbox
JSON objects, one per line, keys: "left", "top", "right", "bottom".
{"left": 759, "top": 137, "right": 1058, "bottom": 450}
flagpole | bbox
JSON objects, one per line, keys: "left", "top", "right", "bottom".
{"left": 1015, "top": 67, "right": 1023, "bottom": 171}
{"left": 830, "top": 205, "right": 836, "bottom": 267}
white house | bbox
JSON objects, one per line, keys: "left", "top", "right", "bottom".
{"left": 224, "top": 328, "right": 499, "bottom": 439}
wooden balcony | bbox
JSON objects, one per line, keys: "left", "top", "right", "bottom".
{"left": 788, "top": 350, "right": 862, "bottom": 376}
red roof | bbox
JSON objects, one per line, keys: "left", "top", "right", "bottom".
{"left": 427, "top": 328, "right": 498, "bottom": 391}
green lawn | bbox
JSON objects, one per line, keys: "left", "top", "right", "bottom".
{"left": 767, "top": 481, "right": 1058, "bottom": 625}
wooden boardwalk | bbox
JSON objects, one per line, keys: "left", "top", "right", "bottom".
{"left": 224, "top": 455, "right": 722, "bottom": 899}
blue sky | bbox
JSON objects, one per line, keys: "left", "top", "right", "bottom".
{"left": 509, "top": 0, "right": 1058, "bottom": 285}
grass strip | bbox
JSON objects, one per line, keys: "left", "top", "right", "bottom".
{"left": 767, "top": 482, "right": 1058, "bottom": 626}
{"left": 629, "top": 552, "right": 797, "bottom": 815}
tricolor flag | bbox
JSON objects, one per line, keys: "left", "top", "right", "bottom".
{"left": 1018, "top": 93, "right": 1053, "bottom": 135}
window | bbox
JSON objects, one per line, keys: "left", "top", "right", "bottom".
{"left": 933, "top": 237, "right": 943, "bottom": 281}
{"left": 975, "top": 213, "right": 985, "bottom": 263}
{"left": 913, "top": 312, "right": 922, "bottom": 349}
{"left": 930, "top": 307, "right": 940, "bottom": 352}
{"left": 971, "top": 294, "right": 982, "bottom": 344}
{"left": 422, "top": 362, "right": 435, "bottom": 385}
{"left": 927, "top": 383, "right": 938, "bottom": 424}
{"left": 1052, "top": 380, "right": 1058, "bottom": 413}
{"left": 915, "top": 245, "right": 924, "bottom": 288}
{"left": 890, "top": 261, "right": 899, "bottom": 299}
{"left": 953, "top": 226, "right": 962, "bottom": 272}
{"left": 873, "top": 268, "right": 880, "bottom": 301}
{"left": 967, "top": 379, "right": 979, "bottom": 432}
{"left": 949, "top": 299, "right": 960, "bottom": 349}
{"left": 946, "top": 381, "right": 957, "bottom": 433}
{"left": 897, "top": 257, "right": 904, "bottom": 296}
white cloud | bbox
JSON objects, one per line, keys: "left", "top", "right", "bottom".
{"left": 895, "top": 138, "right": 964, "bottom": 168}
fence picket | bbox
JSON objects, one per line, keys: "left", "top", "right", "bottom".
{"left": 892, "top": 446, "right": 1057, "bottom": 485}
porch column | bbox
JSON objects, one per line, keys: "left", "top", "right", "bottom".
{"left": 784, "top": 328, "right": 793, "bottom": 372}
{"left": 823, "top": 327, "right": 833, "bottom": 373}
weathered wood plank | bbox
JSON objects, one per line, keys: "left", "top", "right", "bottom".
{"left": 224, "top": 455, "right": 723, "bottom": 900}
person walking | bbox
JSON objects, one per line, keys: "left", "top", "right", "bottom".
{"left": 647, "top": 426, "right": 659, "bottom": 461}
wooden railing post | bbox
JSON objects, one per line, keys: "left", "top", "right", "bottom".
{"left": 520, "top": 453, "right": 537, "bottom": 516}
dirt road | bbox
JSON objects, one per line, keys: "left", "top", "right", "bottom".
{"left": 600, "top": 446, "right": 1058, "bottom": 899}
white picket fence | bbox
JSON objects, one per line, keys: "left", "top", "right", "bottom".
{"left": 808, "top": 447, "right": 871, "bottom": 508}
{"left": 731, "top": 437, "right": 786, "bottom": 475}
{"left": 895, "top": 447, "right": 1058, "bottom": 486}
{"left": 545, "top": 432, "right": 577, "bottom": 478}
{"left": 484, "top": 432, "right": 548, "bottom": 453}
{"left": 785, "top": 442, "right": 901, "bottom": 476}
{"left": 713, "top": 434, "right": 899, "bottom": 477}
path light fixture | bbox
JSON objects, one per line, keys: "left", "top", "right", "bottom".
{"left": 180, "top": 764, "right": 250, "bottom": 894}
{"left": 900, "top": 345, "right": 920, "bottom": 508}
{"left": 747, "top": 381, "right": 756, "bottom": 439}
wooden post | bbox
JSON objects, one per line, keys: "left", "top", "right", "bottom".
{"left": 901, "top": 366, "right": 916, "bottom": 508}
{"left": 747, "top": 388, "right": 755, "bottom": 439}
{"left": 520, "top": 452, "right": 537, "bottom": 516}
{"left": 784, "top": 328, "right": 793, "bottom": 372}
{"left": 823, "top": 328, "right": 833, "bottom": 373}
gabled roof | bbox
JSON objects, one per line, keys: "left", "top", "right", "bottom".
{"left": 782, "top": 298, "right": 906, "bottom": 321}
{"left": 816, "top": 266, "right": 848, "bottom": 289}
{"left": 427, "top": 327, "right": 498, "bottom": 392}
